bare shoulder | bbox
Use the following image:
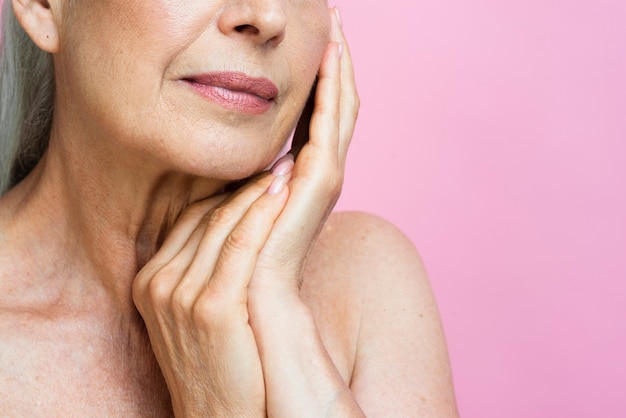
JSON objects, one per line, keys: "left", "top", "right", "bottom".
{"left": 302, "top": 211, "right": 458, "bottom": 417}
{"left": 306, "top": 210, "right": 428, "bottom": 278}
{"left": 302, "top": 210, "right": 433, "bottom": 318}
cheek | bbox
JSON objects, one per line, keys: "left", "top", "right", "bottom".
{"left": 56, "top": 1, "right": 195, "bottom": 126}
{"left": 53, "top": 0, "right": 333, "bottom": 179}
{"left": 61, "top": 0, "right": 204, "bottom": 70}
{"left": 286, "top": 5, "right": 331, "bottom": 96}
{"left": 295, "top": 5, "right": 331, "bottom": 67}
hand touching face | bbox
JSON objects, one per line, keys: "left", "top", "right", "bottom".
{"left": 50, "top": 0, "right": 330, "bottom": 180}
{"left": 131, "top": 10, "right": 359, "bottom": 415}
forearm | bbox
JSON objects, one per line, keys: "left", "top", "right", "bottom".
{"left": 249, "top": 293, "right": 365, "bottom": 418}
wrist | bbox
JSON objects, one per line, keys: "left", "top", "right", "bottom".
{"left": 248, "top": 291, "right": 313, "bottom": 337}
{"left": 247, "top": 291, "right": 363, "bottom": 418}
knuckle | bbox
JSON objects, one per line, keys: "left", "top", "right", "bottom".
{"left": 208, "top": 205, "right": 236, "bottom": 227}
{"left": 131, "top": 275, "right": 149, "bottom": 311}
{"left": 317, "top": 164, "right": 344, "bottom": 196}
{"left": 191, "top": 291, "right": 228, "bottom": 328}
{"left": 190, "top": 298, "right": 213, "bottom": 327}
{"left": 144, "top": 267, "right": 178, "bottom": 306}
{"left": 224, "top": 225, "right": 256, "bottom": 253}
{"left": 307, "top": 168, "right": 343, "bottom": 207}
{"left": 170, "top": 285, "right": 194, "bottom": 317}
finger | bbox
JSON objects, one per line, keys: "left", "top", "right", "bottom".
{"left": 171, "top": 172, "right": 289, "bottom": 304}
{"left": 252, "top": 37, "right": 344, "bottom": 275}
{"left": 133, "top": 194, "right": 228, "bottom": 302}
{"left": 331, "top": 7, "right": 359, "bottom": 167}
{"left": 255, "top": 173, "right": 338, "bottom": 283}
{"left": 305, "top": 38, "right": 342, "bottom": 165}
{"left": 204, "top": 180, "right": 290, "bottom": 303}
{"left": 173, "top": 174, "right": 273, "bottom": 271}
{"left": 291, "top": 79, "right": 315, "bottom": 159}
{"left": 141, "top": 195, "right": 229, "bottom": 273}
{"left": 136, "top": 173, "right": 275, "bottom": 312}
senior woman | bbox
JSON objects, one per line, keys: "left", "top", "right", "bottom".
{"left": 0, "top": 0, "right": 457, "bottom": 416}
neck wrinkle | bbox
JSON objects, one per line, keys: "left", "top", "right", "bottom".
{"left": 7, "top": 123, "right": 227, "bottom": 314}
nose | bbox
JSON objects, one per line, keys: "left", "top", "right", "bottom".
{"left": 218, "top": 0, "right": 287, "bottom": 46}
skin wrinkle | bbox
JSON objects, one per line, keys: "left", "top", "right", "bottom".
{"left": 0, "top": 0, "right": 458, "bottom": 416}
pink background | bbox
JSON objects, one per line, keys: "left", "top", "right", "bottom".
{"left": 2, "top": 0, "right": 624, "bottom": 416}
{"left": 334, "top": 0, "right": 626, "bottom": 417}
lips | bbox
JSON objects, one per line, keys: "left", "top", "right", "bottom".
{"left": 183, "top": 72, "right": 278, "bottom": 115}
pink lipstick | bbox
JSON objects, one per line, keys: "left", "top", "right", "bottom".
{"left": 183, "top": 72, "right": 278, "bottom": 114}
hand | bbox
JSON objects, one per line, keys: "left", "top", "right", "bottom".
{"left": 132, "top": 7, "right": 359, "bottom": 417}
{"left": 248, "top": 6, "right": 359, "bottom": 301}
{"left": 245, "top": 8, "right": 364, "bottom": 417}
{"left": 132, "top": 171, "right": 292, "bottom": 418}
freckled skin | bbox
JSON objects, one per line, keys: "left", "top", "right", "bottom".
{"left": 54, "top": 0, "right": 330, "bottom": 180}
{"left": 0, "top": 0, "right": 459, "bottom": 415}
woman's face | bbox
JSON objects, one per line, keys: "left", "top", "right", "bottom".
{"left": 53, "top": 0, "right": 330, "bottom": 179}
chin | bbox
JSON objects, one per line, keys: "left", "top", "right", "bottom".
{"left": 129, "top": 106, "right": 294, "bottom": 181}
{"left": 164, "top": 141, "right": 284, "bottom": 181}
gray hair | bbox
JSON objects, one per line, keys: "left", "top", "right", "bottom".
{"left": 0, "top": 1, "right": 55, "bottom": 195}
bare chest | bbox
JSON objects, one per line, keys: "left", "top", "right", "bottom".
{"left": 0, "top": 313, "right": 173, "bottom": 417}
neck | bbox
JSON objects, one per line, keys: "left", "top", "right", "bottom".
{"left": 2, "top": 122, "right": 228, "bottom": 313}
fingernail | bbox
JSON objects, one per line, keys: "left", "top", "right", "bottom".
{"left": 337, "top": 41, "right": 344, "bottom": 59}
{"left": 334, "top": 7, "right": 343, "bottom": 28}
{"left": 271, "top": 153, "right": 294, "bottom": 176}
{"left": 268, "top": 176, "right": 286, "bottom": 195}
